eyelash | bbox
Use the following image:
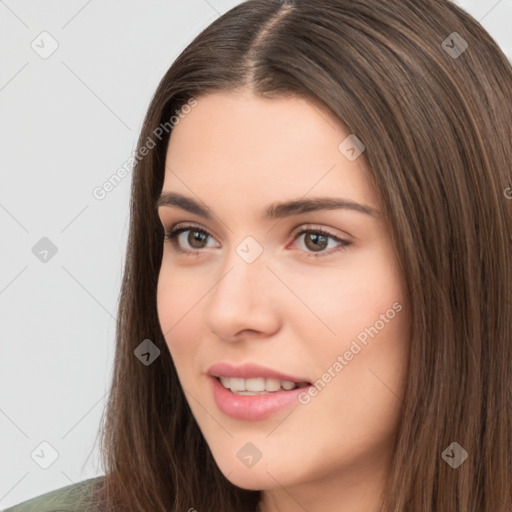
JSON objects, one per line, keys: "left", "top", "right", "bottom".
{"left": 162, "top": 223, "right": 352, "bottom": 259}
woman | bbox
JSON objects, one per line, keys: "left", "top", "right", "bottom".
{"left": 4, "top": 0, "right": 511, "bottom": 511}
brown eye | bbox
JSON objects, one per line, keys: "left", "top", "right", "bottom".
{"left": 185, "top": 230, "right": 209, "bottom": 249}
{"left": 163, "top": 225, "right": 217, "bottom": 254}
{"left": 303, "top": 232, "right": 329, "bottom": 252}
{"left": 291, "top": 228, "right": 352, "bottom": 258}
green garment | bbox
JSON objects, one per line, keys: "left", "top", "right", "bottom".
{"left": 1, "top": 476, "right": 104, "bottom": 512}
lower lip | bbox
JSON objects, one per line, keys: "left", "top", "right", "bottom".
{"left": 210, "top": 375, "right": 311, "bottom": 421}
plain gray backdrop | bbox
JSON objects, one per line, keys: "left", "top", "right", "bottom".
{"left": 1, "top": 0, "right": 510, "bottom": 508}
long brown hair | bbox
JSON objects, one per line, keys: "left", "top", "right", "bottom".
{"left": 86, "top": 1, "right": 512, "bottom": 510}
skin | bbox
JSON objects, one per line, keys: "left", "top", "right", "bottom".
{"left": 156, "top": 90, "right": 411, "bottom": 512}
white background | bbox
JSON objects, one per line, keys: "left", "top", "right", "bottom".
{"left": 1, "top": 0, "right": 510, "bottom": 508}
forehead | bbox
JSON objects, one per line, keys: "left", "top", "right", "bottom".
{"left": 162, "top": 90, "right": 377, "bottom": 213}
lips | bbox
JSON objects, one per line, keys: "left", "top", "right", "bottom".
{"left": 209, "top": 375, "right": 312, "bottom": 421}
{"left": 207, "top": 361, "right": 311, "bottom": 384}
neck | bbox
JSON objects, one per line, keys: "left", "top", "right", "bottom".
{"left": 257, "top": 449, "right": 391, "bottom": 512}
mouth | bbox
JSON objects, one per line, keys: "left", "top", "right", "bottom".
{"left": 215, "top": 375, "right": 311, "bottom": 395}
{"left": 209, "top": 374, "right": 313, "bottom": 421}
{"left": 207, "top": 362, "right": 313, "bottom": 420}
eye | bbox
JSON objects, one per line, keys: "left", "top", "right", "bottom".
{"left": 290, "top": 226, "right": 352, "bottom": 258}
{"left": 163, "top": 223, "right": 219, "bottom": 255}
{"left": 162, "top": 223, "right": 352, "bottom": 258}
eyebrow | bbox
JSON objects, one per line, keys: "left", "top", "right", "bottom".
{"left": 156, "top": 191, "right": 381, "bottom": 220}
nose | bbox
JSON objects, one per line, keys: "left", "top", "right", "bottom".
{"left": 204, "top": 242, "right": 281, "bottom": 343}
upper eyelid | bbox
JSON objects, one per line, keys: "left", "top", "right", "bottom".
{"left": 157, "top": 209, "right": 356, "bottom": 237}
{"left": 162, "top": 221, "right": 221, "bottom": 243}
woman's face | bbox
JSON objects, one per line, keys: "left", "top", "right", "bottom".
{"left": 156, "top": 90, "right": 410, "bottom": 508}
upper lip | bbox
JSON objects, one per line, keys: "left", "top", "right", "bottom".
{"left": 208, "top": 362, "right": 311, "bottom": 384}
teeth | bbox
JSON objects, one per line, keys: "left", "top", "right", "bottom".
{"left": 218, "top": 376, "right": 302, "bottom": 393}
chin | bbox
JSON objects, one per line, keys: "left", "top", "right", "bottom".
{"left": 223, "top": 470, "right": 277, "bottom": 491}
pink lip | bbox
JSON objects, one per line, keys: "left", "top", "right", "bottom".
{"left": 209, "top": 375, "right": 311, "bottom": 421}
{"left": 207, "top": 362, "right": 311, "bottom": 384}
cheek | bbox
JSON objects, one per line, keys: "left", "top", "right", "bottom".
{"left": 156, "top": 265, "right": 205, "bottom": 367}
{"left": 286, "top": 242, "right": 410, "bottom": 401}
{"left": 286, "top": 243, "right": 406, "bottom": 340}
{"left": 285, "top": 249, "right": 409, "bottom": 463}
{"left": 157, "top": 258, "right": 207, "bottom": 329}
